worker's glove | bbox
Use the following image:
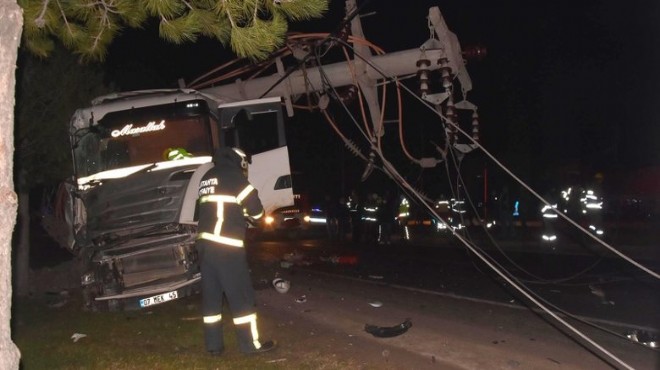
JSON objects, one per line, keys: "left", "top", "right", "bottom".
{"left": 246, "top": 217, "right": 260, "bottom": 228}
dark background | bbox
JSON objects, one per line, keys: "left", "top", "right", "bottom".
{"left": 102, "top": 0, "right": 660, "bottom": 204}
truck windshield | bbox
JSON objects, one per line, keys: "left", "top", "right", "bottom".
{"left": 74, "top": 100, "right": 214, "bottom": 178}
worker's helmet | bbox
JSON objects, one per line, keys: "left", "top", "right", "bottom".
{"left": 232, "top": 147, "right": 250, "bottom": 170}
{"left": 272, "top": 278, "right": 290, "bottom": 294}
{"left": 164, "top": 147, "right": 192, "bottom": 161}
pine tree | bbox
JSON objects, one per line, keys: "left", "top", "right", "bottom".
{"left": 19, "top": 0, "right": 329, "bottom": 61}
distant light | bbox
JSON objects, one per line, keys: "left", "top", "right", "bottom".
{"left": 309, "top": 217, "right": 326, "bottom": 224}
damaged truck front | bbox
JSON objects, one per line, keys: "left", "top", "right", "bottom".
{"left": 61, "top": 89, "right": 294, "bottom": 311}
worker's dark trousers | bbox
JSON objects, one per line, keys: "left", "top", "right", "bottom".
{"left": 197, "top": 239, "right": 260, "bottom": 353}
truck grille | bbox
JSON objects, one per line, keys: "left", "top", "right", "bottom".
{"left": 119, "top": 246, "right": 189, "bottom": 288}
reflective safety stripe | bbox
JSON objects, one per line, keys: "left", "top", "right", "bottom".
{"left": 204, "top": 314, "right": 222, "bottom": 324}
{"left": 541, "top": 204, "right": 558, "bottom": 218}
{"left": 198, "top": 232, "right": 244, "bottom": 247}
{"left": 200, "top": 195, "right": 238, "bottom": 204}
{"left": 236, "top": 185, "right": 255, "bottom": 205}
{"left": 233, "top": 313, "right": 261, "bottom": 349}
{"left": 252, "top": 210, "right": 264, "bottom": 220}
{"left": 199, "top": 194, "right": 243, "bottom": 247}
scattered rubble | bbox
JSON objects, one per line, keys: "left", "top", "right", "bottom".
{"left": 364, "top": 318, "right": 412, "bottom": 338}
{"left": 71, "top": 333, "right": 87, "bottom": 342}
{"left": 368, "top": 301, "right": 383, "bottom": 308}
{"left": 626, "top": 330, "right": 658, "bottom": 348}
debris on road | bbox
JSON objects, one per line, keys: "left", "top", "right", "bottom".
{"left": 368, "top": 300, "right": 383, "bottom": 308}
{"left": 48, "top": 299, "right": 68, "bottom": 308}
{"left": 71, "top": 333, "right": 87, "bottom": 342}
{"left": 588, "top": 284, "right": 615, "bottom": 305}
{"left": 265, "top": 358, "right": 287, "bottom": 363}
{"left": 273, "top": 278, "right": 291, "bottom": 293}
{"left": 364, "top": 318, "right": 412, "bottom": 338}
{"left": 626, "top": 330, "right": 658, "bottom": 348}
{"left": 319, "top": 255, "right": 359, "bottom": 265}
{"left": 282, "top": 251, "right": 313, "bottom": 267}
{"left": 295, "top": 295, "right": 307, "bottom": 303}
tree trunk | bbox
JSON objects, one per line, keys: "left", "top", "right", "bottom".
{"left": 15, "top": 187, "right": 29, "bottom": 297}
{"left": 0, "top": 1, "right": 23, "bottom": 369}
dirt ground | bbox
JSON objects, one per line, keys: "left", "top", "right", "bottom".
{"left": 24, "top": 247, "right": 659, "bottom": 370}
{"left": 24, "top": 258, "right": 448, "bottom": 369}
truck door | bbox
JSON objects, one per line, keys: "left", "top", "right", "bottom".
{"left": 218, "top": 97, "right": 294, "bottom": 214}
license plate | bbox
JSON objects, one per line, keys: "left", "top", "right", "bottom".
{"left": 139, "top": 290, "right": 178, "bottom": 308}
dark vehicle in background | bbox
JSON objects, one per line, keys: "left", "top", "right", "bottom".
{"left": 260, "top": 173, "right": 326, "bottom": 239}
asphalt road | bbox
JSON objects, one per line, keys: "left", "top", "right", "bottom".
{"left": 26, "top": 221, "right": 660, "bottom": 368}
{"left": 251, "top": 228, "right": 660, "bottom": 351}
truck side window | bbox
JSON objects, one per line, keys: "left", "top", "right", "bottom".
{"left": 233, "top": 109, "right": 280, "bottom": 155}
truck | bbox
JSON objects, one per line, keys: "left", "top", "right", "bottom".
{"left": 63, "top": 90, "right": 294, "bottom": 310}
{"left": 52, "top": 2, "right": 475, "bottom": 311}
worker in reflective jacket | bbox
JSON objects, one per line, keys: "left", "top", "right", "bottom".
{"left": 540, "top": 189, "right": 559, "bottom": 243}
{"left": 196, "top": 147, "right": 276, "bottom": 356}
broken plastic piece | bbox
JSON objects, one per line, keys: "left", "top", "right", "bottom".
{"left": 365, "top": 319, "right": 412, "bottom": 338}
{"left": 71, "top": 333, "right": 87, "bottom": 342}
{"left": 368, "top": 301, "right": 383, "bottom": 308}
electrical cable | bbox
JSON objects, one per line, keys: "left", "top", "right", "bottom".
{"left": 441, "top": 139, "right": 607, "bottom": 284}
{"left": 378, "top": 154, "right": 637, "bottom": 370}
{"left": 186, "top": 17, "right": 655, "bottom": 364}
{"left": 320, "top": 36, "right": 643, "bottom": 369}
{"left": 257, "top": 0, "right": 374, "bottom": 99}
{"left": 330, "top": 36, "right": 660, "bottom": 281}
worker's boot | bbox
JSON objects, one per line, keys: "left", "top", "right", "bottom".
{"left": 204, "top": 320, "right": 225, "bottom": 356}
{"left": 233, "top": 313, "right": 277, "bottom": 354}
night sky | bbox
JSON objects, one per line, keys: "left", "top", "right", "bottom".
{"left": 103, "top": 0, "right": 660, "bottom": 200}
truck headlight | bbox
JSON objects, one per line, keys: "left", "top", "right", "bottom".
{"left": 265, "top": 216, "right": 275, "bottom": 225}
